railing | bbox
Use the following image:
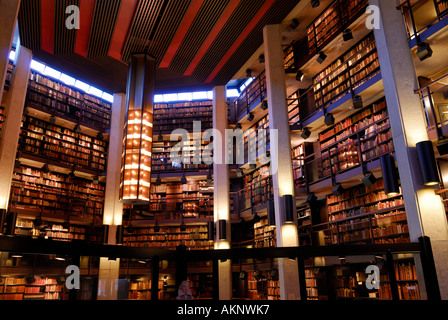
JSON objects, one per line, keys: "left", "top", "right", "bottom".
{"left": 284, "top": 0, "right": 369, "bottom": 71}
{"left": 234, "top": 71, "right": 267, "bottom": 121}
{"left": 235, "top": 176, "right": 273, "bottom": 213}
{"left": 398, "top": 0, "right": 448, "bottom": 42}
{"left": 415, "top": 73, "right": 448, "bottom": 139}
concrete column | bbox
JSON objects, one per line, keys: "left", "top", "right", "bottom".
{"left": 0, "top": 45, "right": 32, "bottom": 210}
{"left": 0, "top": 0, "right": 20, "bottom": 105}
{"left": 213, "top": 85, "right": 232, "bottom": 300}
{"left": 263, "top": 24, "right": 301, "bottom": 300}
{"left": 97, "top": 257, "right": 120, "bottom": 300}
{"left": 370, "top": 0, "right": 448, "bottom": 299}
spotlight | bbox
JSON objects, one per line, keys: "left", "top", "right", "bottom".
{"left": 158, "top": 134, "right": 164, "bottom": 141}
{"left": 74, "top": 125, "right": 81, "bottom": 133}
{"left": 332, "top": 184, "right": 345, "bottom": 196}
{"left": 154, "top": 177, "right": 162, "bottom": 186}
{"left": 311, "top": 0, "right": 320, "bottom": 8}
{"left": 416, "top": 42, "right": 433, "bottom": 61}
{"left": 93, "top": 176, "right": 99, "bottom": 185}
{"left": 301, "top": 128, "right": 311, "bottom": 140}
{"left": 362, "top": 172, "right": 377, "bottom": 186}
{"left": 252, "top": 213, "right": 261, "bottom": 223}
{"left": 259, "top": 54, "right": 265, "bottom": 63}
{"left": 235, "top": 123, "right": 242, "bottom": 130}
{"left": 207, "top": 173, "right": 213, "bottom": 184}
{"left": 249, "top": 163, "right": 257, "bottom": 170}
{"left": 236, "top": 168, "right": 243, "bottom": 177}
{"left": 69, "top": 171, "right": 76, "bottom": 179}
{"left": 343, "top": 28, "right": 353, "bottom": 42}
{"left": 153, "top": 224, "right": 160, "bottom": 233}
{"left": 296, "top": 70, "right": 304, "bottom": 82}
{"left": 33, "top": 217, "right": 42, "bottom": 227}
{"left": 180, "top": 222, "right": 187, "bottom": 232}
{"left": 353, "top": 95, "right": 363, "bottom": 109}
{"left": 290, "top": 18, "right": 300, "bottom": 30}
{"left": 41, "top": 164, "right": 50, "bottom": 173}
{"left": 180, "top": 176, "right": 187, "bottom": 184}
{"left": 49, "top": 116, "right": 56, "bottom": 124}
{"left": 97, "top": 132, "right": 104, "bottom": 140}
{"left": 247, "top": 112, "right": 254, "bottom": 122}
{"left": 306, "top": 193, "right": 317, "bottom": 203}
{"left": 246, "top": 69, "right": 252, "bottom": 78}
{"left": 416, "top": 140, "right": 439, "bottom": 186}
{"left": 317, "top": 51, "right": 327, "bottom": 64}
{"left": 324, "top": 113, "right": 335, "bottom": 126}
{"left": 261, "top": 100, "right": 268, "bottom": 110}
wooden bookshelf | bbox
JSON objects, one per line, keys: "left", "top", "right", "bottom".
{"left": 313, "top": 32, "right": 379, "bottom": 109}
{"left": 238, "top": 165, "right": 273, "bottom": 212}
{"left": 122, "top": 225, "right": 213, "bottom": 250}
{"left": 187, "top": 273, "right": 213, "bottom": 299}
{"left": 11, "top": 164, "right": 105, "bottom": 224}
{"left": 304, "top": 268, "right": 319, "bottom": 300}
{"left": 247, "top": 270, "right": 280, "bottom": 300}
{"left": 253, "top": 218, "right": 276, "bottom": 248}
{"left": 18, "top": 115, "right": 108, "bottom": 172}
{"left": 0, "top": 276, "right": 67, "bottom": 301}
{"left": 128, "top": 279, "right": 163, "bottom": 300}
{"left": 27, "top": 72, "right": 111, "bottom": 131}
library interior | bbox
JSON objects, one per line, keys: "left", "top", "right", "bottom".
{"left": 0, "top": 0, "right": 448, "bottom": 303}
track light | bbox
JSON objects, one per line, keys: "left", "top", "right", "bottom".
{"left": 353, "top": 95, "right": 363, "bottom": 109}
{"left": 158, "top": 133, "right": 163, "bottom": 141}
{"left": 259, "top": 54, "right": 265, "bottom": 63}
{"left": 324, "top": 113, "right": 335, "bottom": 126}
{"left": 317, "top": 51, "right": 327, "bottom": 64}
{"left": 69, "top": 171, "right": 76, "bottom": 179}
{"left": 311, "top": 0, "right": 320, "bottom": 8}
{"left": 296, "top": 70, "right": 304, "bottom": 81}
{"left": 154, "top": 176, "right": 162, "bottom": 186}
{"left": 261, "top": 100, "right": 268, "bottom": 110}
{"left": 306, "top": 193, "right": 317, "bottom": 203}
{"left": 249, "top": 163, "right": 257, "bottom": 170}
{"left": 416, "top": 42, "right": 433, "bottom": 61}
{"left": 246, "top": 69, "right": 252, "bottom": 78}
{"left": 93, "top": 176, "right": 99, "bottom": 185}
{"left": 416, "top": 140, "right": 440, "bottom": 186}
{"left": 74, "top": 124, "right": 81, "bottom": 133}
{"left": 207, "top": 173, "right": 213, "bottom": 184}
{"left": 343, "top": 28, "right": 353, "bottom": 42}
{"left": 267, "top": 199, "right": 275, "bottom": 226}
{"left": 49, "top": 116, "right": 56, "bottom": 124}
{"left": 235, "top": 123, "right": 242, "bottom": 130}
{"left": 283, "top": 194, "right": 294, "bottom": 222}
{"left": 63, "top": 220, "right": 70, "bottom": 230}
{"left": 33, "top": 217, "right": 42, "bottom": 227}
{"left": 247, "top": 112, "right": 254, "bottom": 121}
{"left": 301, "top": 128, "right": 311, "bottom": 140}
{"left": 236, "top": 168, "right": 243, "bottom": 177}
{"left": 290, "top": 18, "right": 300, "bottom": 30}
{"left": 153, "top": 223, "right": 160, "bottom": 233}
{"left": 41, "top": 164, "right": 50, "bottom": 173}
{"left": 362, "top": 172, "right": 377, "bottom": 186}
{"left": 180, "top": 222, "right": 187, "bottom": 232}
{"left": 180, "top": 176, "right": 187, "bottom": 184}
{"left": 332, "top": 184, "right": 345, "bottom": 196}
{"left": 380, "top": 154, "right": 400, "bottom": 196}
{"left": 252, "top": 213, "right": 261, "bottom": 223}
{"left": 97, "top": 132, "right": 104, "bottom": 140}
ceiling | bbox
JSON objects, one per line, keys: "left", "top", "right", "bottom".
{"left": 17, "top": 0, "right": 302, "bottom": 94}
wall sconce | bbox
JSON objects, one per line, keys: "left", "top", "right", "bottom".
{"left": 416, "top": 140, "right": 440, "bottom": 186}
{"left": 332, "top": 184, "right": 344, "bottom": 196}
{"left": 267, "top": 199, "right": 275, "bottom": 226}
{"left": 380, "top": 154, "right": 400, "bottom": 196}
{"left": 116, "top": 225, "right": 123, "bottom": 245}
{"left": 208, "top": 220, "right": 215, "bottom": 241}
{"left": 218, "top": 219, "right": 227, "bottom": 240}
{"left": 362, "top": 172, "right": 377, "bottom": 186}
{"left": 283, "top": 194, "right": 294, "bottom": 222}
{"left": 102, "top": 225, "right": 109, "bottom": 244}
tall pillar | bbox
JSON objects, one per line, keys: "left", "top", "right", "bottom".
{"left": 0, "top": 0, "right": 20, "bottom": 105}
{"left": 0, "top": 45, "right": 32, "bottom": 211}
{"left": 213, "top": 85, "right": 232, "bottom": 300}
{"left": 97, "top": 93, "right": 125, "bottom": 299}
{"left": 370, "top": 0, "right": 448, "bottom": 299}
{"left": 263, "top": 24, "right": 301, "bottom": 300}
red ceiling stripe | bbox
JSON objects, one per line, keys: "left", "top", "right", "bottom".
{"left": 183, "top": 0, "right": 241, "bottom": 77}
{"left": 74, "top": 0, "right": 95, "bottom": 57}
{"left": 108, "top": 0, "right": 138, "bottom": 61}
{"left": 158, "top": 0, "right": 205, "bottom": 69}
{"left": 205, "top": 0, "right": 275, "bottom": 84}
{"left": 41, "top": 0, "right": 55, "bottom": 54}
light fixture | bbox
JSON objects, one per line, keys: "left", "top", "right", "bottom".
{"left": 259, "top": 54, "right": 265, "bottom": 63}
{"left": 55, "top": 257, "right": 66, "bottom": 261}
{"left": 332, "top": 184, "right": 344, "bottom": 196}
{"left": 362, "top": 172, "right": 377, "bottom": 186}
{"left": 261, "top": 100, "right": 268, "bottom": 110}
{"left": 353, "top": 95, "right": 363, "bottom": 109}
{"left": 283, "top": 195, "right": 294, "bottom": 222}
{"left": 74, "top": 124, "right": 81, "bottom": 133}
{"left": 246, "top": 69, "right": 252, "bottom": 78}
{"left": 117, "top": 225, "right": 124, "bottom": 244}
{"left": 236, "top": 168, "right": 243, "bottom": 177}
{"left": 306, "top": 193, "right": 317, "bottom": 203}
{"left": 207, "top": 173, "right": 213, "bottom": 184}
{"left": 301, "top": 128, "right": 311, "bottom": 140}
{"left": 42, "top": 164, "right": 50, "bottom": 173}
{"left": 437, "top": 140, "right": 448, "bottom": 156}
{"left": 380, "top": 154, "right": 400, "bottom": 196}
{"left": 93, "top": 176, "right": 99, "bottom": 185}
{"left": 311, "top": 0, "right": 320, "bottom": 8}
{"left": 180, "top": 221, "right": 187, "bottom": 232}
{"left": 267, "top": 199, "right": 275, "bottom": 226}
{"left": 290, "top": 18, "right": 300, "bottom": 30}
{"left": 317, "top": 51, "right": 327, "bottom": 64}
{"left": 218, "top": 219, "right": 227, "bottom": 240}
{"left": 324, "top": 113, "right": 335, "bottom": 126}
{"left": 235, "top": 123, "right": 242, "bottom": 130}
{"left": 69, "top": 171, "right": 76, "bottom": 179}
{"left": 33, "top": 216, "right": 42, "bottom": 227}
{"left": 416, "top": 140, "right": 440, "bottom": 186}
{"left": 154, "top": 176, "right": 162, "bottom": 186}
{"left": 26, "top": 275, "right": 35, "bottom": 284}
{"left": 249, "top": 163, "right": 257, "bottom": 170}
{"left": 296, "top": 70, "right": 304, "bottom": 81}
{"left": 339, "top": 256, "right": 346, "bottom": 265}
{"left": 11, "top": 254, "right": 23, "bottom": 258}
{"left": 416, "top": 42, "right": 433, "bottom": 61}
{"left": 252, "top": 213, "right": 261, "bottom": 224}
{"left": 63, "top": 220, "right": 70, "bottom": 230}
{"left": 153, "top": 222, "right": 160, "bottom": 233}
{"left": 247, "top": 112, "right": 254, "bottom": 122}
{"left": 49, "top": 115, "right": 56, "bottom": 124}
{"left": 343, "top": 28, "right": 353, "bottom": 42}
{"left": 180, "top": 175, "right": 187, "bottom": 184}
{"left": 207, "top": 220, "right": 215, "bottom": 241}
{"left": 97, "top": 132, "right": 104, "bottom": 140}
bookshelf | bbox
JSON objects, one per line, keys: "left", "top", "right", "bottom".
{"left": 292, "top": 144, "right": 305, "bottom": 188}
{"left": 19, "top": 115, "right": 108, "bottom": 172}
{"left": 153, "top": 101, "right": 212, "bottom": 133}
{"left": 313, "top": 33, "right": 379, "bottom": 109}
{"left": 27, "top": 72, "right": 111, "bottom": 131}
{"left": 238, "top": 165, "right": 272, "bottom": 212}
{"left": 11, "top": 164, "right": 105, "bottom": 225}
{"left": 187, "top": 273, "right": 213, "bottom": 299}
{"left": 305, "top": 268, "right": 319, "bottom": 300}
{"left": 247, "top": 270, "right": 280, "bottom": 300}
{"left": 122, "top": 225, "right": 213, "bottom": 250}
{"left": 0, "top": 276, "right": 66, "bottom": 301}
{"left": 323, "top": 179, "right": 409, "bottom": 245}
{"left": 253, "top": 218, "right": 276, "bottom": 248}
{"left": 128, "top": 278, "right": 163, "bottom": 300}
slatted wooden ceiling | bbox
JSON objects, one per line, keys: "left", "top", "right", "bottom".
{"left": 17, "top": 0, "right": 301, "bottom": 94}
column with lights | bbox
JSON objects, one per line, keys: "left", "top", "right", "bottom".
{"left": 263, "top": 24, "right": 301, "bottom": 300}
{"left": 370, "top": 0, "right": 448, "bottom": 299}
